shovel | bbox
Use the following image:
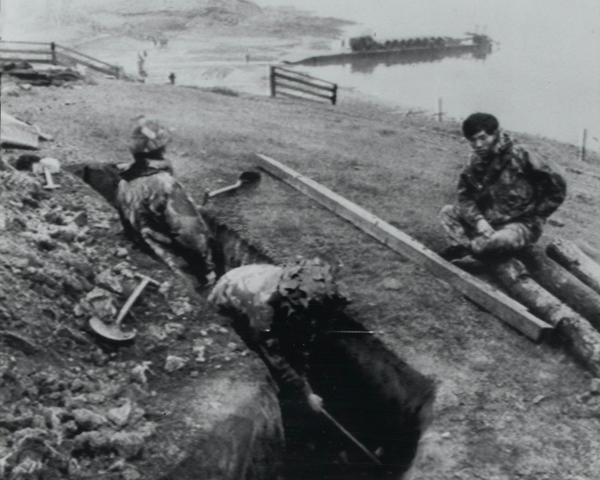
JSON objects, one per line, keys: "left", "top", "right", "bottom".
{"left": 203, "top": 171, "right": 261, "bottom": 204}
{"left": 89, "top": 274, "right": 158, "bottom": 341}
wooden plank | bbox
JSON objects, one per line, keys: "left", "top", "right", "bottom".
{"left": 274, "top": 72, "right": 334, "bottom": 92}
{"left": 276, "top": 81, "right": 334, "bottom": 100}
{"left": 0, "top": 58, "right": 54, "bottom": 64}
{"left": 55, "top": 52, "right": 117, "bottom": 76}
{"left": 0, "top": 41, "right": 50, "bottom": 46}
{"left": 55, "top": 44, "right": 119, "bottom": 69}
{"left": 255, "top": 153, "right": 553, "bottom": 341}
{"left": 0, "top": 48, "right": 51, "bottom": 55}
{"left": 275, "top": 66, "right": 337, "bottom": 85}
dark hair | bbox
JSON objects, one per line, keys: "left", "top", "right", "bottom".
{"left": 462, "top": 113, "right": 499, "bottom": 138}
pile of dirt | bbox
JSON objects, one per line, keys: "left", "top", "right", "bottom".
{"left": 0, "top": 159, "right": 271, "bottom": 479}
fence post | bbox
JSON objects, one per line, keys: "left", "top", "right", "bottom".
{"left": 331, "top": 84, "right": 338, "bottom": 105}
{"left": 437, "top": 98, "right": 443, "bottom": 122}
{"left": 579, "top": 128, "right": 587, "bottom": 162}
{"left": 51, "top": 42, "right": 57, "bottom": 65}
{"left": 270, "top": 66, "right": 276, "bottom": 98}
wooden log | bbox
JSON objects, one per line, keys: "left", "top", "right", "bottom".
{"left": 546, "top": 238, "right": 600, "bottom": 295}
{"left": 255, "top": 154, "right": 552, "bottom": 341}
{"left": 491, "top": 258, "right": 600, "bottom": 376}
{"left": 518, "top": 247, "right": 600, "bottom": 331}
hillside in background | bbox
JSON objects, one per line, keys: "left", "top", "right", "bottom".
{"left": 1, "top": 0, "right": 351, "bottom": 45}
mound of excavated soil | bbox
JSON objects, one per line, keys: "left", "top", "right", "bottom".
{"left": 0, "top": 157, "right": 281, "bottom": 479}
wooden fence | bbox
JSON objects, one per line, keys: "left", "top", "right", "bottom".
{"left": 270, "top": 66, "right": 337, "bottom": 105}
{"left": 0, "top": 41, "right": 122, "bottom": 78}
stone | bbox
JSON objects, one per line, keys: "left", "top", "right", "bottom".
{"left": 131, "top": 362, "right": 153, "bottom": 385}
{"left": 95, "top": 269, "right": 123, "bottom": 295}
{"left": 122, "top": 467, "right": 142, "bottom": 480}
{"left": 44, "top": 210, "right": 65, "bottom": 225}
{"left": 382, "top": 277, "right": 403, "bottom": 290}
{"left": 164, "top": 323, "right": 185, "bottom": 337}
{"left": 108, "top": 422, "right": 156, "bottom": 459}
{"left": 107, "top": 401, "right": 132, "bottom": 428}
{"left": 193, "top": 345, "right": 206, "bottom": 363}
{"left": 71, "top": 211, "right": 88, "bottom": 227}
{"left": 84, "top": 287, "right": 118, "bottom": 321}
{"left": 72, "top": 408, "right": 107, "bottom": 430}
{"left": 50, "top": 225, "right": 78, "bottom": 243}
{"left": 591, "top": 378, "right": 600, "bottom": 394}
{"left": 115, "top": 248, "right": 129, "bottom": 258}
{"left": 164, "top": 356, "right": 188, "bottom": 373}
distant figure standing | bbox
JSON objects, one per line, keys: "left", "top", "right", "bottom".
{"left": 169, "top": 72, "right": 176, "bottom": 85}
{"left": 137, "top": 53, "right": 147, "bottom": 78}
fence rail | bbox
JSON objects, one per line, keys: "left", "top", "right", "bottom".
{"left": 270, "top": 66, "right": 337, "bottom": 105}
{"left": 0, "top": 41, "right": 122, "bottom": 78}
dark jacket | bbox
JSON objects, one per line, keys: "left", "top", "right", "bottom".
{"left": 456, "top": 132, "right": 566, "bottom": 230}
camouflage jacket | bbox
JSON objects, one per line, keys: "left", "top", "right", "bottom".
{"left": 116, "top": 161, "right": 212, "bottom": 250}
{"left": 456, "top": 132, "right": 567, "bottom": 227}
{"left": 208, "top": 260, "right": 349, "bottom": 396}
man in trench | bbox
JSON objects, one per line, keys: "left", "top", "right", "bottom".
{"left": 116, "top": 116, "right": 216, "bottom": 285}
{"left": 208, "top": 258, "right": 350, "bottom": 412}
{"left": 439, "top": 112, "right": 567, "bottom": 266}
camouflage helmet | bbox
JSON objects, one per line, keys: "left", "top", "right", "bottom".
{"left": 129, "top": 117, "right": 172, "bottom": 154}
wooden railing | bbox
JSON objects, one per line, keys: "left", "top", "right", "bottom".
{"left": 270, "top": 66, "right": 337, "bottom": 105}
{"left": 0, "top": 41, "right": 123, "bottom": 78}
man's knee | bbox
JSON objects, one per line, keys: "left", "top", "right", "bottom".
{"left": 472, "top": 222, "right": 535, "bottom": 255}
{"left": 439, "top": 204, "right": 457, "bottom": 221}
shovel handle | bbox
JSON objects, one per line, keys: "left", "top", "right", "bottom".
{"left": 321, "top": 408, "right": 382, "bottom": 465}
{"left": 115, "top": 277, "right": 152, "bottom": 327}
{"left": 207, "top": 180, "right": 243, "bottom": 198}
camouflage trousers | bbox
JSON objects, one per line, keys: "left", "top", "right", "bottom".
{"left": 439, "top": 205, "right": 541, "bottom": 256}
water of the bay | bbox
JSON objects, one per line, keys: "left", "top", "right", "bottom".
{"left": 258, "top": 0, "right": 600, "bottom": 151}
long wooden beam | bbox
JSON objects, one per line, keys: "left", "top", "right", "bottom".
{"left": 255, "top": 153, "right": 553, "bottom": 341}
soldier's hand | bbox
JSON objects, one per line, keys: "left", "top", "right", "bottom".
{"left": 475, "top": 219, "right": 495, "bottom": 238}
{"left": 307, "top": 393, "right": 324, "bottom": 413}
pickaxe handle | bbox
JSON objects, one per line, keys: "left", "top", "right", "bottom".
{"left": 43, "top": 168, "right": 59, "bottom": 189}
{"left": 115, "top": 275, "right": 159, "bottom": 327}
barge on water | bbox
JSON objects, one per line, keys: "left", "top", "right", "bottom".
{"left": 289, "top": 34, "right": 493, "bottom": 71}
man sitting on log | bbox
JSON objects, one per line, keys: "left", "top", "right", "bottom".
{"left": 116, "top": 116, "right": 216, "bottom": 285}
{"left": 208, "top": 258, "right": 350, "bottom": 413}
{"left": 439, "top": 113, "right": 567, "bottom": 265}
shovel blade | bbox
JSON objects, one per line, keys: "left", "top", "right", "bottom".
{"left": 239, "top": 171, "right": 261, "bottom": 184}
{"left": 89, "top": 317, "right": 136, "bottom": 342}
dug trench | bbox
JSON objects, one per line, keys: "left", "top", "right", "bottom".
{"left": 76, "top": 163, "right": 436, "bottom": 479}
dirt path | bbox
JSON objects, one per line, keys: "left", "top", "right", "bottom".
{"left": 3, "top": 75, "right": 600, "bottom": 479}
